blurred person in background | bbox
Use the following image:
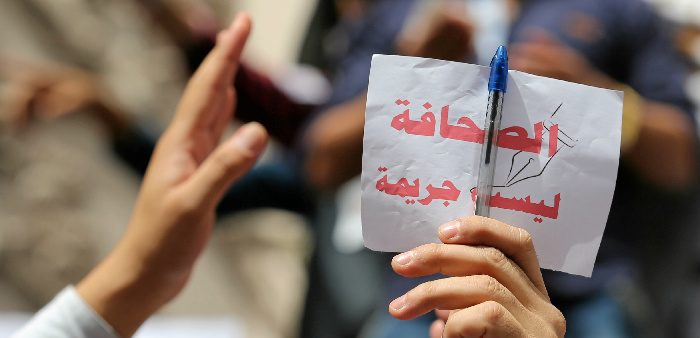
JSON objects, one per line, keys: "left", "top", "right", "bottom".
{"left": 295, "top": 0, "right": 699, "bottom": 338}
{"left": 644, "top": 1, "right": 700, "bottom": 337}
{"left": 300, "top": 0, "right": 698, "bottom": 201}
{"left": 2, "top": 1, "right": 489, "bottom": 337}
{"left": 292, "top": 2, "right": 482, "bottom": 337}
{"left": 0, "top": 0, "right": 322, "bottom": 215}
{"left": 3, "top": 1, "right": 697, "bottom": 338}
{"left": 1, "top": 3, "right": 491, "bottom": 338}
{"left": 507, "top": 1, "right": 698, "bottom": 338}
{"left": 10, "top": 14, "right": 567, "bottom": 338}
{"left": 0, "top": 1, "right": 316, "bottom": 337}
{"left": 0, "top": 0, "right": 195, "bottom": 311}
{"left": 0, "top": 2, "right": 416, "bottom": 337}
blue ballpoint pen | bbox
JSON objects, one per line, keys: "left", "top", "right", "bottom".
{"left": 475, "top": 46, "right": 509, "bottom": 217}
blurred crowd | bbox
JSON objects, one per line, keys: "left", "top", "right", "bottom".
{"left": 2, "top": 0, "right": 700, "bottom": 337}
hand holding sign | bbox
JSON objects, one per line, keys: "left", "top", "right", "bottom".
{"left": 361, "top": 55, "right": 621, "bottom": 276}
{"left": 390, "top": 217, "right": 566, "bottom": 338}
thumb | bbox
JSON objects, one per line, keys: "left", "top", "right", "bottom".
{"left": 183, "top": 122, "right": 268, "bottom": 208}
{"left": 430, "top": 319, "right": 446, "bottom": 338}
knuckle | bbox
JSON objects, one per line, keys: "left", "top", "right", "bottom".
{"left": 456, "top": 216, "right": 471, "bottom": 228}
{"left": 442, "top": 323, "right": 457, "bottom": 338}
{"left": 460, "top": 217, "right": 476, "bottom": 235}
{"left": 473, "top": 275, "right": 502, "bottom": 297}
{"left": 517, "top": 228, "right": 536, "bottom": 252}
{"left": 418, "top": 282, "right": 437, "bottom": 297}
{"left": 470, "top": 219, "right": 492, "bottom": 240}
{"left": 415, "top": 281, "right": 439, "bottom": 301}
{"left": 166, "top": 192, "right": 200, "bottom": 217}
{"left": 481, "top": 301, "right": 507, "bottom": 324}
{"left": 418, "top": 243, "right": 443, "bottom": 262}
{"left": 209, "top": 148, "right": 250, "bottom": 180}
{"left": 443, "top": 319, "right": 471, "bottom": 338}
{"left": 211, "top": 150, "right": 238, "bottom": 172}
{"left": 471, "top": 215, "right": 490, "bottom": 230}
{"left": 481, "top": 247, "right": 508, "bottom": 269}
{"left": 409, "top": 244, "right": 442, "bottom": 273}
{"left": 548, "top": 307, "right": 567, "bottom": 337}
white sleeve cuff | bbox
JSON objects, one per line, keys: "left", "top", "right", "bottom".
{"left": 11, "top": 286, "right": 118, "bottom": 338}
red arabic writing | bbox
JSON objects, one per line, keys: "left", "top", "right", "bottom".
{"left": 375, "top": 166, "right": 562, "bottom": 218}
{"left": 391, "top": 100, "right": 559, "bottom": 157}
{"left": 470, "top": 188, "right": 561, "bottom": 219}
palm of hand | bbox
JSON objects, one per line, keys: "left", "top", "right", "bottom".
{"left": 121, "top": 21, "right": 253, "bottom": 293}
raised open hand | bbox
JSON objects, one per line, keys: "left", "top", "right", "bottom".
{"left": 76, "top": 13, "right": 268, "bottom": 337}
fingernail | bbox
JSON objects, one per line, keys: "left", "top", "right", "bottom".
{"left": 390, "top": 295, "right": 407, "bottom": 311}
{"left": 232, "top": 122, "right": 267, "bottom": 154}
{"left": 439, "top": 221, "right": 460, "bottom": 240}
{"left": 232, "top": 13, "right": 244, "bottom": 30}
{"left": 393, "top": 252, "right": 413, "bottom": 266}
{"left": 231, "top": 12, "right": 249, "bottom": 31}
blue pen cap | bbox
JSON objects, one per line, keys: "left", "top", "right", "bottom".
{"left": 488, "top": 46, "right": 509, "bottom": 92}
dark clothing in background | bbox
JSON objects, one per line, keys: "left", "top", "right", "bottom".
{"left": 512, "top": 0, "right": 694, "bottom": 113}
{"left": 111, "top": 0, "right": 697, "bottom": 336}
{"left": 511, "top": 0, "right": 696, "bottom": 299}
{"left": 296, "top": 2, "right": 419, "bottom": 337}
{"left": 302, "top": 0, "right": 417, "bottom": 108}
{"left": 234, "top": 66, "right": 314, "bottom": 147}
{"left": 111, "top": 64, "right": 316, "bottom": 216}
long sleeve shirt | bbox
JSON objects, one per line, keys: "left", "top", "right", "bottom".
{"left": 11, "top": 286, "right": 117, "bottom": 338}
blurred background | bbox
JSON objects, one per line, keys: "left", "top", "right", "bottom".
{"left": 1, "top": 0, "right": 700, "bottom": 337}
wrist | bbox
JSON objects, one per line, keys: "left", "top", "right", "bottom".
{"left": 76, "top": 241, "right": 190, "bottom": 337}
{"left": 580, "top": 76, "right": 644, "bottom": 154}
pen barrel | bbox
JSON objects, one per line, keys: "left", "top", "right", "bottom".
{"left": 475, "top": 91, "right": 504, "bottom": 217}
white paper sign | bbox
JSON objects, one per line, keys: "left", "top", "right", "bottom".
{"left": 361, "top": 55, "right": 622, "bottom": 277}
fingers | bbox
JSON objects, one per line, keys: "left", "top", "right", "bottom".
{"left": 198, "top": 12, "right": 251, "bottom": 92}
{"left": 437, "top": 216, "right": 547, "bottom": 297}
{"left": 429, "top": 319, "right": 445, "bottom": 338}
{"left": 389, "top": 275, "right": 524, "bottom": 321}
{"left": 392, "top": 243, "right": 541, "bottom": 305}
{"left": 510, "top": 43, "right": 558, "bottom": 71}
{"left": 211, "top": 88, "right": 235, "bottom": 137}
{"left": 175, "top": 13, "right": 252, "bottom": 132}
{"left": 520, "top": 28, "right": 560, "bottom": 45}
{"left": 3, "top": 84, "right": 36, "bottom": 128}
{"left": 182, "top": 122, "right": 267, "bottom": 208}
{"left": 510, "top": 29, "right": 562, "bottom": 66}
{"left": 442, "top": 302, "right": 526, "bottom": 338}
{"left": 509, "top": 33, "right": 582, "bottom": 82}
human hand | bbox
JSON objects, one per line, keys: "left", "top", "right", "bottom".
{"left": 0, "top": 60, "right": 124, "bottom": 130}
{"left": 510, "top": 30, "right": 697, "bottom": 176}
{"left": 76, "top": 13, "right": 267, "bottom": 337}
{"left": 303, "top": 93, "right": 366, "bottom": 190}
{"left": 510, "top": 29, "right": 616, "bottom": 89}
{"left": 389, "top": 216, "right": 565, "bottom": 338}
